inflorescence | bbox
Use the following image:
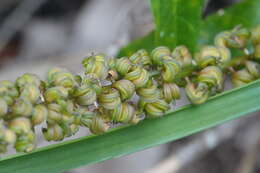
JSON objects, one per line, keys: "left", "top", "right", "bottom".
{"left": 0, "top": 25, "right": 260, "bottom": 154}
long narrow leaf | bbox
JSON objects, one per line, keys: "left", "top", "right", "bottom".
{"left": 1, "top": 80, "right": 260, "bottom": 173}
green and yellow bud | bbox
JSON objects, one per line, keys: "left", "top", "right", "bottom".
{"left": 232, "top": 69, "right": 254, "bottom": 87}
{"left": 115, "top": 57, "right": 132, "bottom": 76}
{"left": 151, "top": 46, "right": 171, "bottom": 66}
{"left": 44, "top": 86, "right": 68, "bottom": 103}
{"left": 245, "top": 61, "right": 260, "bottom": 78}
{"left": 31, "top": 104, "right": 48, "bottom": 125}
{"left": 12, "top": 98, "right": 33, "bottom": 117}
{"left": 137, "top": 82, "right": 160, "bottom": 103}
{"left": 73, "top": 84, "right": 97, "bottom": 105}
{"left": 185, "top": 82, "right": 209, "bottom": 105}
{"left": 108, "top": 103, "right": 136, "bottom": 123}
{"left": 144, "top": 99, "right": 170, "bottom": 118}
{"left": 195, "top": 46, "right": 219, "bottom": 68}
{"left": 162, "top": 59, "right": 181, "bottom": 82}
{"left": 113, "top": 79, "right": 135, "bottom": 101}
{"left": 98, "top": 87, "right": 121, "bottom": 110}
{"left": 88, "top": 115, "right": 109, "bottom": 135}
{"left": 42, "top": 124, "right": 64, "bottom": 141}
{"left": 125, "top": 66, "right": 150, "bottom": 88}
{"left": 16, "top": 73, "right": 41, "bottom": 88}
{"left": 20, "top": 85, "right": 41, "bottom": 103}
{"left": 172, "top": 46, "right": 192, "bottom": 67}
{"left": 9, "top": 117, "right": 31, "bottom": 135}
{"left": 162, "top": 83, "right": 181, "bottom": 103}
{"left": 4, "top": 129, "right": 17, "bottom": 144}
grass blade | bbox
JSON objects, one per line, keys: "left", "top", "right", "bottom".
{"left": 1, "top": 80, "right": 260, "bottom": 173}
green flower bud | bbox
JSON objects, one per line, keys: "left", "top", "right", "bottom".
{"left": 31, "top": 105, "right": 48, "bottom": 126}
{"left": 214, "top": 31, "right": 230, "bottom": 47}
{"left": 245, "top": 61, "right": 260, "bottom": 78}
{"left": 125, "top": 66, "right": 150, "bottom": 88}
{"left": 15, "top": 131, "right": 36, "bottom": 153}
{"left": 0, "top": 80, "right": 19, "bottom": 98}
{"left": 163, "top": 83, "right": 180, "bottom": 103}
{"left": 4, "top": 129, "right": 17, "bottom": 144}
{"left": 79, "top": 110, "right": 96, "bottom": 127}
{"left": 253, "top": 44, "right": 260, "bottom": 60}
{"left": 195, "top": 46, "right": 219, "bottom": 68}
{"left": 44, "top": 86, "right": 68, "bottom": 103}
{"left": 232, "top": 69, "right": 254, "bottom": 87}
{"left": 107, "top": 70, "right": 119, "bottom": 81}
{"left": 82, "top": 54, "right": 108, "bottom": 80}
{"left": 47, "top": 103, "right": 63, "bottom": 124}
{"left": 42, "top": 124, "right": 64, "bottom": 141}
{"left": 162, "top": 59, "right": 181, "bottom": 82}
{"left": 9, "top": 117, "right": 31, "bottom": 135}
{"left": 113, "top": 79, "right": 135, "bottom": 101}
{"left": 88, "top": 115, "right": 109, "bottom": 135}
{"left": 2, "top": 95, "right": 14, "bottom": 106}
{"left": 49, "top": 70, "right": 76, "bottom": 88}
{"left": 108, "top": 103, "right": 136, "bottom": 123}
{"left": 137, "top": 82, "right": 160, "bottom": 103}
{"left": 144, "top": 99, "right": 170, "bottom": 118}
{"left": 98, "top": 87, "right": 121, "bottom": 110}
{"left": 73, "top": 84, "right": 97, "bottom": 105}
{"left": 115, "top": 57, "right": 132, "bottom": 76}
{"left": 129, "top": 49, "right": 152, "bottom": 66}
{"left": 0, "top": 98, "right": 8, "bottom": 117}
{"left": 12, "top": 98, "right": 33, "bottom": 117}
{"left": 217, "top": 46, "right": 231, "bottom": 66}
{"left": 172, "top": 45, "right": 192, "bottom": 67}
{"left": 198, "top": 66, "right": 223, "bottom": 91}
{"left": 185, "top": 82, "right": 209, "bottom": 105}
{"left": 251, "top": 26, "right": 260, "bottom": 45}
{"left": 20, "top": 85, "right": 41, "bottom": 103}
{"left": 228, "top": 26, "right": 250, "bottom": 49}
{"left": 47, "top": 67, "right": 63, "bottom": 82}
{"left": 16, "top": 73, "right": 41, "bottom": 88}
{"left": 151, "top": 46, "right": 171, "bottom": 66}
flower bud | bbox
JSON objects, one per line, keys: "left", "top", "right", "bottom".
{"left": 73, "top": 84, "right": 97, "bottom": 105}
{"left": 79, "top": 110, "right": 96, "bottom": 127}
{"left": 44, "top": 86, "right": 68, "bottom": 103}
{"left": 162, "top": 83, "right": 180, "bottom": 103}
{"left": 214, "top": 31, "right": 230, "bottom": 47}
{"left": 251, "top": 26, "right": 260, "bottom": 45}
{"left": 98, "top": 87, "right": 121, "bottom": 110}
{"left": 108, "top": 103, "right": 136, "bottom": 123}
{"left": 2, "top": 95, "right": 13, "bottom": 106}
{"left": 9, "top": 117, "right": 31, "bottom": 135}
{"left": 16, "top": 73, "right": 41, "bottom": 88}
{"left": 125, "top": 66, "right": 150, "bottom": 88}
{"left": 198, "top": 66, "right": 223, "bottom": 91}
{"left": 113, "top": 79, "right": 135, "bottom": 100}
{"left": 31, "top": 104, "right": 48, "bottom": 125}
{"left": 15, "top": 131, "right": 36, "bottom": 153}
{"left": 4, "top": 129, "right": 17, "bottom": 144}
{"left": 217, "top": 46, "right": 231, "bottom": 66}
{"left": 232, "top": 69, "right": 254, "bottom": 87}
{"left": 151, "top": 46, "right": 171, "bottom": 66}
{"left": 129, "top": 49, "right": 151, "bottom": 66}
{"left": 115, "top": 57, "right": 132, "bottom": 76}
{"left": 88, "top": 115, "right": 109, "bottom": 135}
{"left": 82, "top": 54, "right": 108, "bottom": 80}
{"left": 137, "top": 82, "right": 160, "bottom": 103}
{"left": 0, "top": 98, "right": 8, "bottom": 117}
{"left": 185, "top": 82, "right": 209, "bottom": 105}
{"left": 47, "top": 103, "right": 63, "bottom": 124}
{"left": 12, "top": 98, "right": 33, "bottom": 117}
{"left": 245, "top": 61, "right": 260, "bottom": 78}
{"left": 49, "top": 70, "right": 76, "bottom": 88}
{"left": 195, "top": 46, "right": 219, "bottom": 68}
{"left": 144, "top": 99, "right": 170, "bottom": 118}
{"left": 20, "top": 85, "right": 41, "bottom": 103}
{"left": 0, "top": 80, "right": 19, "bottom": 98}
{"left": 162, "top": 59, "right": 181, "bottom": 82}
{"left": 42, "top": 124, "right": 64, "bottom": 141}
{"left": 172, "top": 46, "right": 192, "bottom": 67}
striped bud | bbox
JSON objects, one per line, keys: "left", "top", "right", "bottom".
{"left": 245, "top": 61, "right": 260, "bottom": 78}
{"left": 16, "top": 73, "right": 41, "bottom": 88}
{"left": 232, "top": 69, "right": 254, "bottom": 87}
{"left": 195, "top": 46, "right": 219, "bottom": 68}
{"left": 4, "top": 129, "right": 17, "bottom": 144}
{"left": 12, "top": 98, "right": 33, "bottom": 117}
{"left": 108, "top": 103, "right": 136, "bottom": 123}
{"left": 0, "top": 98, "right": 8, "bottom": 117}
{"left": 151, "top": 46, "right": 171, "bottom": 66}
{"left": 185, "top": 82, "right": 209, "bottom": 105}
{"left": 48, "top": 68, "right": 76, "bottom": 88}
{"left": 125, "top": 66, "right": 150, "bottom": 88}
{"left": 98, "top": 87, "right": 121, "bottom": 110}
{"left": 137, "top": 82, "right": 160, "bottom": 103}
{"left": 172, "top": 46, "right": 192, "bottom": 67}
{"left": 73, "top": 84, "right": 97, "bottom": 105}
{"left": 44, "top": 86, "right": 68, "bottom": 103}
{"left": 115, "top": 57, "right": 132, "bottom": 76}
{"left": 15, "top": 130, "right": 36, "bottom": 153}
{"left": 251, "top": 26, "right": 260, "bottom": 45}
{"left": 198, "top": 66, "right": 223, "bottom": 91}
{"left": 144, "top": 99, "right": 170, "bottom": 118}
{"left": 88, "top": 115, "right": 109, "bottom": 135}
{"left": 227, "top": 26, "right": 250, "bottom": 49}
{"left": 163, "top": 83, "right": 181, "bottom": 103}
{"left": 9, "top": 117, "right": 31, "bottom": 135}
{"left": 42, "top": 124, "right": 64, "bottom": 141}
{"left": 31, "top": 104, "right": 48, "bottom": 125}
{"left": 162, "top": 59, "right": 181, "bottom": 82}
{"left": 113, "top": 79, "right": 135, "bottom": 100}
{"left": 47, "top": 103, "right": 63, "bottom": 124}
{"left": 20, "top": 85, "right": 41, "bottom": 103}
{"left": 129, "top": 49, "right": 151, "bottom": 66}
{"left": 82, "top": 54, "right": 108, "bottom": 80}
{"left": 214, "top": 31, "right": 231, "bottom": 47}
{"left": 217, "top": 46, "right": 231, "bottom": 66}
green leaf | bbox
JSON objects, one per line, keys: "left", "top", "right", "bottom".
{"left": 118, "top": 0, "right": 205, "bottom": 57}
{"left": 1, "top": 80, "right": 260, "bottom": 173}
{"left": 200, "top": 0, "right": 260, "bottom": 45}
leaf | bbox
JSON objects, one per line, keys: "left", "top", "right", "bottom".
{"left": 200, "top": 0, "right": 260, "bottom": 45}
{"left": 1, "top": 80, "right": 260, "bottom": 173}
{"left": 118, "top": 0, "right": 205, "bottom": 57}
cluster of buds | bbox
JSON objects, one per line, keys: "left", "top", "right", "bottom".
{"left": 0, "top": 25, "right": 260, "bottom": 154}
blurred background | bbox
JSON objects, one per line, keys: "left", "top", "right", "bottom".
{"left": 1, "top": 0, "right": 260, "bottom": 173}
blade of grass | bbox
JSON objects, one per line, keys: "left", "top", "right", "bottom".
{"left": 1, "top": 80, "right": 260, "bottom": 173}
